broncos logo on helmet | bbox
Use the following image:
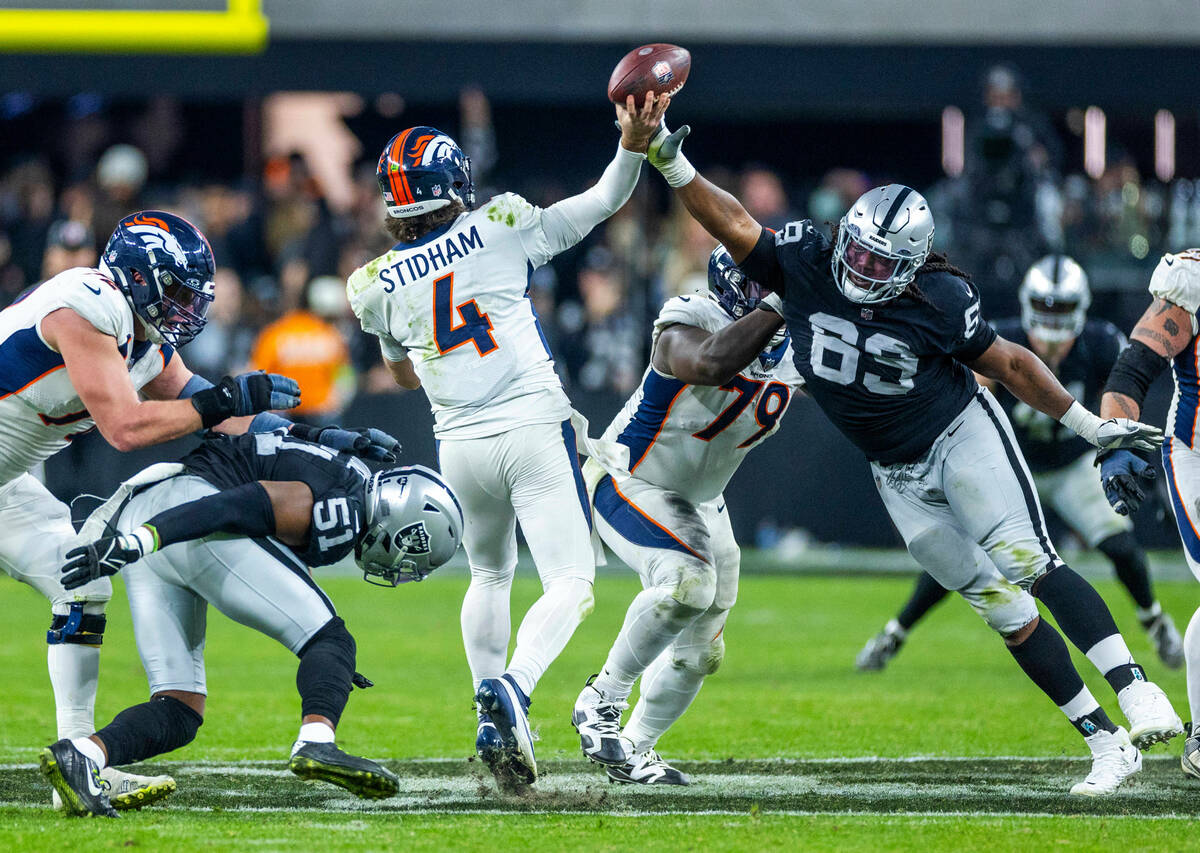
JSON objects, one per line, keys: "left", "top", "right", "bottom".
{"left": 377, "top": 126, "right": 475, "bottom": 220}
{"left": 100, "top": 210, "right": 215, "bottom": 348}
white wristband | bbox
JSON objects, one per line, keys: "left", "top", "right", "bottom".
{"left": 124, "top": 525, "right": 159, "bottom": 557}
{"left": 656, "top": 152, "right": 696, "bottom": 188}
{"left": 1058, "top": 400, "right": 1102, "bottom": 445}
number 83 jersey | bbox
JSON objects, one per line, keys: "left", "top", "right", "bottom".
{"left": 740, "top": 221, "right": 997, "bottom": 465}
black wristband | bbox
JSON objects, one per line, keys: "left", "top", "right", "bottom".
{"left": 190, "top": 377, "right": 237, "bottom": 429}
{"left": 1104, "top": 340, "right": 1169, "bottom": 410}
{"left": 287, "top": 422, "right": 323, "bottom": 443}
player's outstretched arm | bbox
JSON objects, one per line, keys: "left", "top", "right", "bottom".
{"left": 646, "top": 124, "right": 761, "bottom": 263}
{"left": 62, "top": 479, "right": 314, "bottom": 590}
{"left": 970, "top": 335, "right": 1162, "bottom": 452}
{"left": 534, "top": 93, "right": 667, "bottom": 258}
{"left": 655, "top": 304, "right": 785, "bottom": 385}
{"left": 1100, "top": 297, "right": 1192, "bottom": 422}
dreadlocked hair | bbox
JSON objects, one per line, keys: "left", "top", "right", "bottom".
{"left": 384, "top": 201, "right": 467, "bottom": 244}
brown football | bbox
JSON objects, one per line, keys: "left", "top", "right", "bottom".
{"left": 607, "top": 43, "right": 691, "bottom": 107}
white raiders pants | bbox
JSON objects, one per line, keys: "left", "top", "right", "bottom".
{"left": 872, "top": 388, "right": 1049, "bottom": 635}
{"left": 115, "top": 475, "right": 336, "bottom": 695}
{"left": 1163, "top": 437, "right": 1200, "bottom": 583}
{"left": 590, "top": 470, "right": 739, "bottom": 663}
{"left": 1034, "top": 451, "right": 1131, "bottom": 547}
{"left": 0, "top": 473, "right": 109, "bottom": 610}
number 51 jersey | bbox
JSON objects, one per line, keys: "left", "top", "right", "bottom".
{"left": 741, "top": 221, "right": 997, "bottom": 466}
{"left": 599, "top": 294, "right": 804, "bottom": 504}
{"left": 346, "top": 194, "right": 571, "bottom": 440}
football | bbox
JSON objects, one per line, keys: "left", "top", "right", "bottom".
{"left": 607, "top": 43, "right": 691, "bottom": 108}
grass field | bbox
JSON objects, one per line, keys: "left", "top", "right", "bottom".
{"left": 0, "top": 551, "right": 1196, "bottom": 850}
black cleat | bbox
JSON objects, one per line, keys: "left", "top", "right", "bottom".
{"left": 289, "top": 741, "right": 398, "bottom": 800}
{"left": 40, "top": 739, "right": 118, "bottom": 818}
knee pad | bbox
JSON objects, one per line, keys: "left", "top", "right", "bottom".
{"left": 674, "top": 632, "right": 726, "bottom": 676}
{"left": 959, "top": 582, "right": 1039, "bottom": 636}
{"left": 668, "top": 562, "right": 717, "bottom": 614}
{"left": 544, "top": 576, "right": 595, "bottom": 621}
{"left": 47, "top": 602, "right": 106, "bottom": 646}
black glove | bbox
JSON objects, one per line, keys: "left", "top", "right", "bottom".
{"left": 191, "top": 371, "right": 301, "bottom": 429}
{"left": 62, "top": 530, "right": 155, "bottom": 590}
{"left": 1098, "top": 449, "right": 1157, "bottom": 516}
{"left": 292, "top": 424, "right": 402, "bottom": 463}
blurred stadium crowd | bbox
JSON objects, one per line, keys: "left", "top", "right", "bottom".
{"left": 3, "top": 64, "right": 1200, "bottom": 421}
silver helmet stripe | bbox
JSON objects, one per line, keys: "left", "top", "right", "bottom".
{"left": 877, "top": 186, "right": 914, "bottom": 236}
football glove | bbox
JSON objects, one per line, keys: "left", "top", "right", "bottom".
{"left": 62, "top": 527, "right": 158, "bottom": 590}
{"left": 647, "top": 123, "right": 695, "bottom": 187}
{"left": 293, "top": 424, "right": 402, "bottom": 463}
{"left": 191, "top": 371, "right": 302, "bottom": 429}
{"left": 1059, "top": 401, "right": 1163, "bottom": 452}
{"left": 758, "top": 291, "right": 784, "bottom": 315}
{"left": 1098, "top": 450, "right": 1157, "bottom": 516}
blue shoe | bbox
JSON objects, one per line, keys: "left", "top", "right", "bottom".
{"left": 475, "top": 709, "right": 505, "bottom": 766}
{"left": 474, "top": 674, "right": 537, "bottom": 785}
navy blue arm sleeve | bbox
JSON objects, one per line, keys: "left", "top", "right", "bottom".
{"left": 142, "top": 482, "right": 276, "bottom": 549}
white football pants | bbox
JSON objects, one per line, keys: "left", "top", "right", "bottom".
{"left": 439, "top": 419, "right": 596, "bottom": 698}
{"left": 1162, "top": 437, "right": 1200, "bottom": 724}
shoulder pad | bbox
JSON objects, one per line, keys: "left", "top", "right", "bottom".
{"left": 652, "top": 294, "right": 729, "bottom": 338}
{"left": 481, "top": 192, "right": 539, "bottom": 230}
{"left": 53, "top": 268, "right": 130, "bottom": 340}
{"left": 1148, "top": 250, "right": 1200, "bottom": 314}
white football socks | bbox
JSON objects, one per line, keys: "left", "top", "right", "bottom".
{"left": 622, "top": 648, "right": 705, "bottom": 754}
{"left": 592, "top": 586, "right": 697, "bottom": 701}
{"left": 460, "top": 574, "right": 512, "bottom": 691}
{"left": 70, "top": 736, "right": 106, "bottom": 769}
{"left": 1083, "top": 634, "right": 1135, "bottom": 678}
{"left": 1184, "top": 605, "right": 1200, "bottom": 725}
{"left": 48, "top": 643, "right": 100, "bottom": 740}
{"left": 291, "top": 721, "right": 336, "bottom": 758}
{"left": 506, "top": 578, "right": 594, "bottom": 698}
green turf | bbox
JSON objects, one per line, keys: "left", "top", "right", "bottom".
{"left": 1, "top": 555, "right": 1197, "bottom": 849}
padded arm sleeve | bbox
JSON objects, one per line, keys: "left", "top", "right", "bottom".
{"left": 142, "top": 481, "right": 276, "bottom": 549}
{"left": 1104, "top": 339, "right": 1170, "bottom": 410}
{"left": 537, "top": 144, "right": 646, "bottom": 259}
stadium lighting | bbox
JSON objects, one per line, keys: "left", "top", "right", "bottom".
{"left": 1156, "top": 110, "right": 1176, "bottom": 183}
{"left": 0, "top": 0, "right": 268, "bottom": 54}
{"left": 941, "top": 106, "right": 964, "bottom": 177}
{"left": 1084, "top": 106, "right": 1106, "bottom": 179}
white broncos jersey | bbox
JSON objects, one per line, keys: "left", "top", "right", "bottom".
{"left": 1149, "top": 249, "right": 1200, "bottom": 447}
{"left": 600, "top": 295, "right": 805, "bottom": 504}
{"left": 0, "top": 267, "right": 171, "bottom": 485}
{"left": 348, "top": 193, "right": 573, "bottom": 439}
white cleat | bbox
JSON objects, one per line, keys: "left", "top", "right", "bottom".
{"left": 52, "top": 766, "right": 176, "bottom": 812}
{"left": 1069, "top": 726, "right": 1142, "bottom": 797}
{"left": 1181, "top": 729, "right": 1200, "bottom": 780}
{"left": 606, "top": 749, "right": 690, "bottom": 786}
{"left": 572, "top": 676, "right": 632, "bottom": 767}
{"left": 1118, "top": 679, "right": 1184, "bottom": 750}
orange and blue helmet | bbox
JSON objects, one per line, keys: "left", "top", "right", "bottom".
{"left": 100, "top": 210, "right": 215, "bottom": 347}
{"left": 376, "top": 126, "right": 474, "bottom": 219}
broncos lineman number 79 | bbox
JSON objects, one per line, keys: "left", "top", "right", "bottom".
{"left": 643, "top": 119, "right": 1181, "bottom": 795}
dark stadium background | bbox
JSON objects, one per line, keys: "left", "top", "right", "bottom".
{"left": 1, "top": 6, "right": 1193, "bottom": 549}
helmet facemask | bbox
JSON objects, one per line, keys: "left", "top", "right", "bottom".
{"left": 832, "top": 222, "right": 926, "bottom": 305}
{"left": 1019, "top": 255, "right": 1090, "bottom": 345}
{"left": 708, "top": 245, "right": 787, "bottom": 350}
{"left": 355, "top": 467, "right": 463, "bottom": 586}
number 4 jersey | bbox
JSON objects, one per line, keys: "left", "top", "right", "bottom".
{"left": 346, "top": 194, "right": 572, "bottom": 439}
{"left": 180, "top": 431, "right": 371, "bottom": 567}
{"left": 598, "top": 294, "right": 804, "bottom": 504}
{"left": 739, "top": 221, "right": 996, "bottom": 465}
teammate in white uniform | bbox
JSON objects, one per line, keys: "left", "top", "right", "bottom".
{"left": 1099, "top": 249, "right": 1200, "bottom": 780}
{"left": 348, "top": 96, "right": 671, "bottom": 786}
{"left": 0, "top": 210, "right": 301, "bottom": 809}
{"left": 571, "top": 247, "right": 802, "bottom": 784}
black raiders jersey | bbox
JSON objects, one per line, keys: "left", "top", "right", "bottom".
{"left": 990, "top": 317, "right": 1127, "bottom": 473}
{"left": 738, "top": 222, "right": 997, "bottom": 465}
{"left": 181, "top": 430, "right": 370, "bottom": 567}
